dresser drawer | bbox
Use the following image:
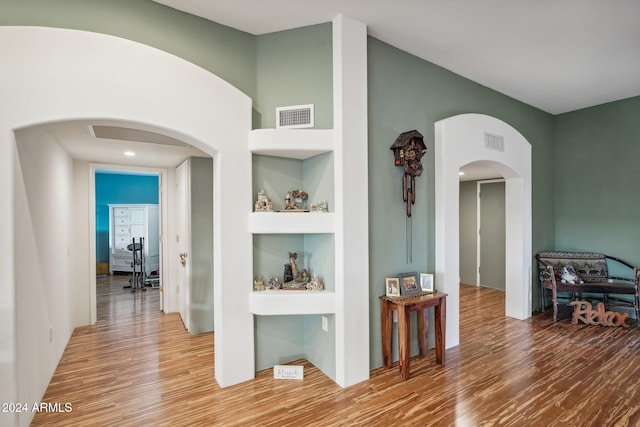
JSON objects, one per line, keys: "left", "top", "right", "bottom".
{"left": 113, "top": 207, "right": 129, "bottom": 217}
{"left": 114, "top": 226, "right": 129, "bottom": 235}
{"left": 111, "top": 255, "right": 133, "bottom": 271}
{"left": 114, "top": 235, "right": 132, "bottom": 248}
{"left": 114, "top": 217, "right": 129, "bottom": 226}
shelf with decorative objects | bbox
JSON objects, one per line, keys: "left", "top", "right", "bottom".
{"left": 249, "top": 127, "right": 336, "bottom": 317}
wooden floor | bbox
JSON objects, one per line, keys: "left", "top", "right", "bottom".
{"left": 32, "top": 279, "right": 640, "bottom": 426}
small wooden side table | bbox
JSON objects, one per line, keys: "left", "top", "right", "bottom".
{"left": 379, "top": 292, "right": 447, "bottom": 380}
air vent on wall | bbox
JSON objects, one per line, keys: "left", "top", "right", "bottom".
{"left": 276, "top": 104, "right": 314, "bottom": 129}
{"left": 484, "top": 132, "right": 504, "bottom": 152}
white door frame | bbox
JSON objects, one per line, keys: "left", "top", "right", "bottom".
{"left": 175, "top": 159, "right": 191, "bottom": 331}
{"left": 435, "top": 113, "right": 532, "bottom": 349}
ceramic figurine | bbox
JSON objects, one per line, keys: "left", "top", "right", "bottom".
{"left": 283, "top": 252, "right": 310, "bottom": 289}
{"left": 284, "top": 191, "right": 293, "bottom": 210}
{"left": 254, "top": 189, "right": 273, "bottom": 212}
{"left": 268, "top": 276, "right": 280, "bottom": 290}
{"left": 253, "top": 277, "right": 265, "bottom": 291}
{"left": 307, "top": 275, "right": 324, "bottom": 291}
{"left": 313, "top": 200, "right": 328, "bottom": 213}
{"left": 284, "top": 189, "right": 308, "bottom": 210}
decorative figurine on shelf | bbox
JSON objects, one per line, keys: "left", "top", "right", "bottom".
{"left": 283, "top": 254, "right": 295, "bottom": 282}
{"left": 253, "top": 277, "right": 265, "bottom": 291}
{"left": 282, "top": 252, "right": 310, "bottom": 289}
{"left": 254, "top": 189, "right": 273, "bottom": 212}
{"left": 284, "top": 189, "right": 309, "bottom": 211}
{"left": 311, "top": 200, "right": 328, "bottom": 213}
{"left": 268, "top": 276, "right": 280, "bottom": 290}
{"left": 307, "top": 274, "right": 324, "bottom": 291}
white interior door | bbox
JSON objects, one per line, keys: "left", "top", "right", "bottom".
{"left": 176, "top": 160, "right": 191, "bottom": 331}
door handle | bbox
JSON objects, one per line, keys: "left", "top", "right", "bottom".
{"left": 179, "top": 252, "right": 188, "bottom": 267}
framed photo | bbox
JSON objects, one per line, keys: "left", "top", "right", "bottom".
{"left": 385, "top": 277, "right": 400, "bottom": 297}
{"left": 420, "top": 273, "right": 434, "bottom": 292}
{"left": 398, "top": 272, "right": 421, "bottom": 296}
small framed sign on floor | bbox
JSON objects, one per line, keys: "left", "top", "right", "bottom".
{"left": 274, "top": 365, "right": 304, "bottom": 380}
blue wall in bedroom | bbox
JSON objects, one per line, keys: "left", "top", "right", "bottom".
{"left": 95, "top": 172, "right": 159, "bottom": 263}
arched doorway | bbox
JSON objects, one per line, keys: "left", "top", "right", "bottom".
{"left": 435, "top": 114, "right": 532, "bottom": 348}
{"left": 1, "top": 26, "right": 254, "bottom": 413}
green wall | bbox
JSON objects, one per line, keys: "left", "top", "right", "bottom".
{"left": 459, "top": 181, "right": 477, "bottom": 285}
{"left": 554, "top": 96, "right": 640, "bottom": 264}
{"left": 367, "top": 38, "right": 556, "bottom": 368}
{"left": 256, "top": 23, "right": 333, "bottom": 129}
{"left": 0, "top": 0, "right": 257, "bottom": 104}
{"left": 189, "top": 157, "right": 214, "bottom": 334}
{"left": 1, "top": 1, "right": 335, "bottom": 130}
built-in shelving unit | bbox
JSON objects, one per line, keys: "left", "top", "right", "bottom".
{"left": 249, "top": 128, "right": 336, "bottom": 316}
{"left": 245, "top": 16, "right": 369, "bottom": 388}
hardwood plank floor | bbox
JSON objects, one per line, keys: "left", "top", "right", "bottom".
{"left": 32, "top": 280, "right": 640, "bottom": 426}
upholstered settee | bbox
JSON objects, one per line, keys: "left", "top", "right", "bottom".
{"left": 536, "top": 251, "right": 640, "bottom": 325}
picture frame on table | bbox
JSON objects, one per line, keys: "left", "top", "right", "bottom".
{"left": 385, "top": 277, "right": 400, "bottom": 297}
{"left": 420, "top": 273, "right": 434, "bottom": 292}
{"left": 398, "top": 272, "right": 421, "bottom": 296}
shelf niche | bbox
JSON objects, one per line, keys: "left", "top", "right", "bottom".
{"left": 251, "top": 231, "right": 335, "bottom": 373}
{"left": 252, "top": 153, "right": 334, "bottom": 216}
{"left": 252, "top": 233, "right": 335, "bottom": 297}
{"left": 250, "top": 129, "right": 336, "bottom": 376}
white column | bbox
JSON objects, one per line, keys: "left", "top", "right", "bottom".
{"left": 333, "top": 14, "right": 370, "bottom": 387}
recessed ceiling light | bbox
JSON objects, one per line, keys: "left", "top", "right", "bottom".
{"left": 458, "top": 171, "right": 465, "bottom": 176}
{"left": 124, "top": 151, "right": 136, "bottom": 157}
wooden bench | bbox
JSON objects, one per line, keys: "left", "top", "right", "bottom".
{"left": 536, "top": 251, "right": 640, "bottom": 325}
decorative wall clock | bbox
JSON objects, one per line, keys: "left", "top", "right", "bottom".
{"left": 390, "top": 130, "right": 426, "bottom": 263}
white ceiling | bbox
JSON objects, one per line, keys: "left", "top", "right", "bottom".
{"left": 154, "top": 0, "right": 640, "bottom": 115}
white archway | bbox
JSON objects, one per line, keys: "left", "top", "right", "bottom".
{"left": 435, "top": 114, "right": 532, "bottom": 348}
{"left": 0, "top": 26, "right": 254, "bottom": 417}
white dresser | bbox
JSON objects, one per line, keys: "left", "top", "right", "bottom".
{"left": 108, "top": 204, "right": 159, "bottom": 275}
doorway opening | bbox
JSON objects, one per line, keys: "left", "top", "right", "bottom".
{"left": 459, "top": 168, "right": 506, "bottom": 292}
{"left": 477, "top": 179, "right": 506, "bottom": 291}
{"left": 92, "top": 166, "right": 166, "bottom": 321}
{"left": 435, "top": 113, "right": 532, "bottom": 349}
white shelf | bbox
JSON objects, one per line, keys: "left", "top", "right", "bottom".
{"left": 249, "top": 128, "right": 334, "bottom": 159}
{"left": 249, "top": 290, "right": 336, "bottom": 315}
{"left": 249, "top": 212, "right": 335, "bottom": 234}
